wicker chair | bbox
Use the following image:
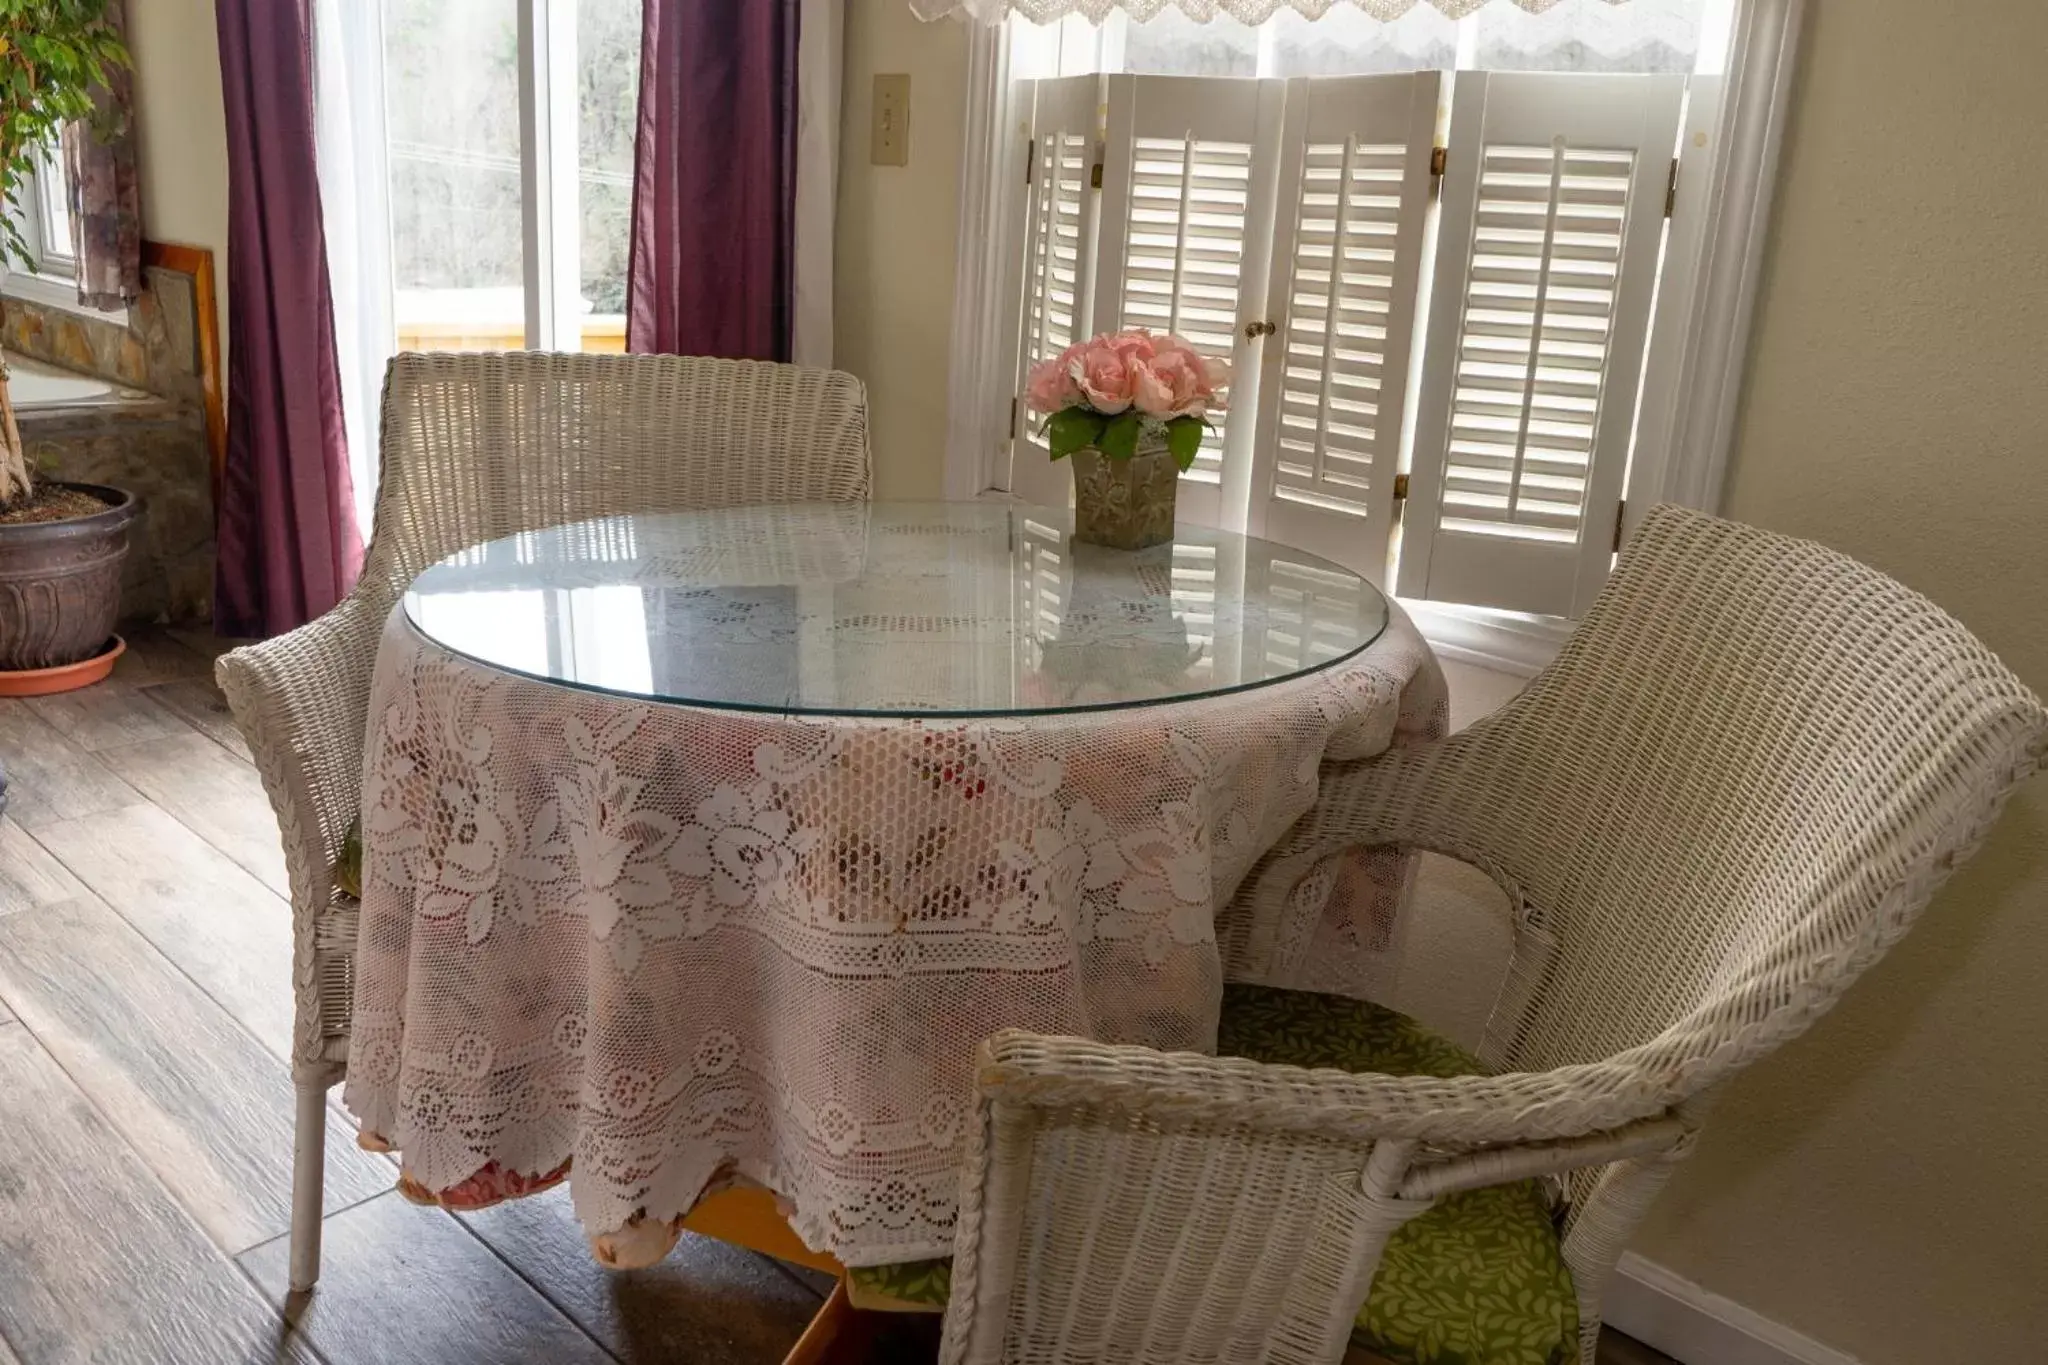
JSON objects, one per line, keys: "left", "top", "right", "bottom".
{"left": 937, "top": 506, "right": 2048, "bottom": 1365}
{"left": 216, "top": 351, "right": 871, "bottom": 1292}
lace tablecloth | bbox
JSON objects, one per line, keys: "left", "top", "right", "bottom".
{"left": 346, "top": 604, "right": 1445, "bottom": 1265}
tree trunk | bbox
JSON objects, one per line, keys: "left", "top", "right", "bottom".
{"left": 0, "top": 358, "right": 29, "bottom": 511}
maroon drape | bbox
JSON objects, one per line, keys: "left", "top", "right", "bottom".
{"left": 213, "top": 0, "right": 362, "bottom": 638}
{"left": 627, "top": 0, "right": 800, "bottom": 360}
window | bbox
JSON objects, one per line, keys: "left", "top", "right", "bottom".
{"left": 319, "top": 0, "right": 643, "bottom": 527}
{"left": 375, "top": 0, "right": 640, "bottom": 354}
{"left": 5, "top": 141, "right": 79, "bottom": 282}
{"left": 976, "top": 0, "right": 1772, "bottom": 634}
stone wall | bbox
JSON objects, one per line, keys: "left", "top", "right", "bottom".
{"left": 1, "top": 262, "right": 207, "bottom": 409}
{"left": 19, "top": 401, "right": 213, "bottom": 625}
{"left": 4, "top": 261, "right": 215, "bottom": 625}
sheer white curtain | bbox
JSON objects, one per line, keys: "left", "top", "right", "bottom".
{"left": 794, "top": 0, "right": 844, "bottom": 367}
{"left": 313, "top": 0, "right": 398, "bottom": 533}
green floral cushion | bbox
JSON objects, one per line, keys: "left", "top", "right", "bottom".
{"left": 334, "top": 816, "right": 363, "bottom": 899}
{"left": 1220, "top": 984, "right": 1579, "bottom": 1365}
{"left": 847, "top": 1256, "right": 951, "bottom": 1313}
{"left": 849, "top": 986, "right": 1578, "bottom": 1365}
{"left": 1216, "top": 982, "right": 1484, "bottom": 1081}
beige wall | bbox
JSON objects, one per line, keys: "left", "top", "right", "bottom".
{"left": 1627, "top": 2, "right": 2048, "bottom": 1359}
{"left": 126, "top": 0, "right": 232, "bottom": 349}
{"left": 835, "top": 0, "right": 966, "bottom": 499}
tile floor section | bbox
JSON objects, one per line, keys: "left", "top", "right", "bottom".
{"left": 0, "top": 629, "right": 1674, "bottom": 1365}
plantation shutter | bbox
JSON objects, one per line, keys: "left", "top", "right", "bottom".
{"left": 1016, "top": 76, "right": 1105, "bottom": 394}
{"left": 1247, "top": 72, "right": 1440, "bottom": 583}
{"left": 1398, "top": 73, "right": 1683, "bottom": 618}
{"left": 1095, "top": 74, "right": 1285, "bottom": 528}
{"left": 1010, "top": 75, "right": 1105, "bottom": 508}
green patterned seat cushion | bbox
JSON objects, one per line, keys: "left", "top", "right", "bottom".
{"left": 334, "top": 816, "right": 363, "bottom": 899}
{"left": 850, "top": 986, "right": 1579, "bottom": 1365}
{"left": 847, "top": 1256, "right": 952, "bottom": 1312}
{"left": 1222, "top": 985, "right": 1578, "bottom": 1365}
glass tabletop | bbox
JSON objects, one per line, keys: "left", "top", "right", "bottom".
{"left": 401, "top": 502, "right": 1391, "bottom": 719}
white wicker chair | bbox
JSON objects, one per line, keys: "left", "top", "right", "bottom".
{"left": 216, "top": 351, "right": 871, "bottom": 1292}
{"left": 938, "top": 505, "right": 2048, "bottom": 1365}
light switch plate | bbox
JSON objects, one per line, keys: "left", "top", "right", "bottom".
{"left": 872, "top": 73, "right": 910, "bottom": 167}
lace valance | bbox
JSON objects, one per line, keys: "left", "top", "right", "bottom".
{"left": 911, "top": 0, "right": 1626, "bottom": 24}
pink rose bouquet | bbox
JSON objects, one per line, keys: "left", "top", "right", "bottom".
{"left": 1024, "top": 329, "right": 1229, "bottom": 471}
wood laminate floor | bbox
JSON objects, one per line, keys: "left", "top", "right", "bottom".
{"left": 0, "top": 629, "right": 1678, "bottom": 1365}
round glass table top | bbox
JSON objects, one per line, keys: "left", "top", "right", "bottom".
{"left": 401, "top": 502, "right": 1391, "bottom": 719}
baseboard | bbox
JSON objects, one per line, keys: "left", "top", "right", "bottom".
{"left": 1605, "top": 1253, "right": 1866, "bottom": 1365}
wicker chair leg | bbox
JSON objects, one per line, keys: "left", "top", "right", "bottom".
{"left": 290, "top": 1079, "right": 330, "bottom": 1292}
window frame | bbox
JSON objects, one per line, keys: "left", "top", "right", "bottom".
{"left": 2, "top": 140, "right": 132, "bottom": 323}
{"left": 941, "top": 0, "right": 1809, "bottom": 674}
{"left": 20, "top": 142, "right": 80, "bottom": 281}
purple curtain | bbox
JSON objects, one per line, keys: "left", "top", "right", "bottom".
{"left": 627, "top": 0, "right": 800, "bottom": 360}
{"left": 61, "top": 0, "right": 142, "bottom": 310}
{"left": 213, "top": 0, "right": 362, "bottom": 638}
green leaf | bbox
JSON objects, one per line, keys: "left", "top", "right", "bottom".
{"left": 1164, "top": 415, "right": 1205, "bottom": 471}
{"left": 1043, "top": 407, "right": 1105, "bottom": 461}
{"left": 1096, "top": 409, "right": 1142, "bottom": 461}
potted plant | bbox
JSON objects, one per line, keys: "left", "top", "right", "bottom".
{"left": 1025, "top": 329, "right": 1228, "bottom": 550}
{"left": 0, "top": 0, "right": 137, "bottom": 693}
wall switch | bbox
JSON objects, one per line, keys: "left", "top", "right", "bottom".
{"left": 872, "top": 73, "right": 911, "bottom": 167}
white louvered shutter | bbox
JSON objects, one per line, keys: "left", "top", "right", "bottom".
{"left": 1009, "top": 75, "right": 1107, "bottom": 510}
{"left": 1248, "top": 72, "right": 1440, "bottom": 583}
{"left": 1398, "top": 73, "right": 1683, "bottom": 618}
{"left": 1095, "top": 75, "right": 1284, "bottom": 529}
{"left": 1016, "top": 76, "right": 1104, "bottom": 393}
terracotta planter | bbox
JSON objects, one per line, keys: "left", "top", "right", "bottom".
{"left": 0, "top": 481, "right": 144, "bottom": 673}
{"left": 1069, "top": 444, "right": 1179, "bottom": 550}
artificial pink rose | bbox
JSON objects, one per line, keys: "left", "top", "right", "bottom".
{"left": 1024, "top": 345, "right": 1083, "bottom": 414}
{"left": 1164, "top": 337, "right": 1227, "bottom": 413}
{"left": 1202, "top": 354, "right": 1230, "bottom": 410}
{"left": 1075, "top": 345, "right": 1136, "bottom": 414}
{"left": 1128, "top": 357, "right": 1178, "bottom": 419}
{"left": 1130, "top": 347, "right": 1205, "bottom": 418}
{"left": 1107, "top": 329, "right": 1158, "bottom": 363}
{"left": 1132, "top": 337, "right": 1230, "bottom": 418}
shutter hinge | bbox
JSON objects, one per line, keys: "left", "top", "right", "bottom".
{"left": 1393, "top": 472, "right": 1410, "bottom": 502}
{"left": 1091, "top": 160, "right": 1103, "bottom": 190}
{"left": 1664, "top": 158, "right": 1678, "bottom": 217}
{"left": 1024, "top": 137, "right": 1035, "bottom": 185}
{"left": 1009, "top": 397, "right": 1020, "bottom": 437}
{"left": 1612, "top": 499, "right": 1628, "bottom": 553}
{"left": 1430, "top": 146, "right": 1447, "bottom": 178}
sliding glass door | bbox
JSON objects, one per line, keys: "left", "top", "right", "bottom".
{"left": 368, "top": 0, "right": 641, "bottom": 355}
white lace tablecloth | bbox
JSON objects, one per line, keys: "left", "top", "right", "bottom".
{"left": 346, "top": 604, "right": 1445, "bottom": 1265}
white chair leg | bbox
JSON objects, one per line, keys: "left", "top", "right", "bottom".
{"left": 290, "top": 1079, "right": 329, "bottom": 1292}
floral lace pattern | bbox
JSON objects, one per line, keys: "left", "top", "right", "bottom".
{"left": 345, "top": 603, "right": 1444, "bottom": 1263}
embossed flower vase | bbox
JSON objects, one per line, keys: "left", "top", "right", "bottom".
{"left": 1069, "top": 443, "right": 1178, "bottom": 551}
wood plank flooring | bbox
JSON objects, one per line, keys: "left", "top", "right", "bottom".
{"left": 0, "top": 1027, "right": 319, "bottom": 1365}
{"left": 0, "top": 628, "right": 1679, "bottom": 1365}
{"left": 0, "top": 630, "right": 829, "bottom": 1365}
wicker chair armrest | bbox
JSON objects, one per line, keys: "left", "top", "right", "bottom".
{"left": 1399, "top": 1113, "right": 1692, "bottom": 1200}
{"left": 977, "top": 1030, "right": 1669, "bottom": 1151}
{"left": 215, "top": 592, "right": 388, "bottom": 920}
